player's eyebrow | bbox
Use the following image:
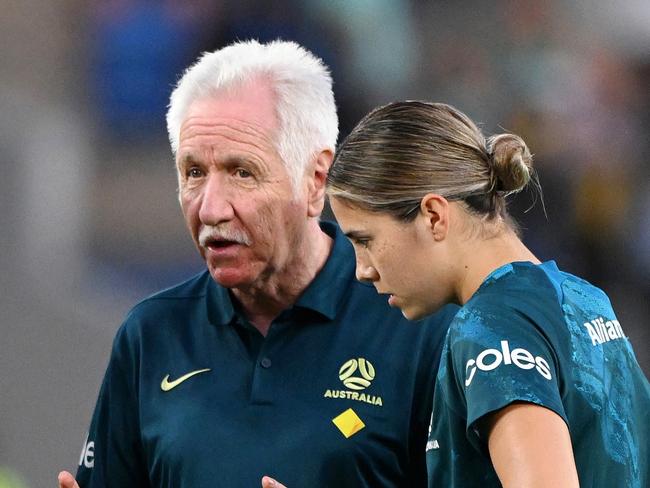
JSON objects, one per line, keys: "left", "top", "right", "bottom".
{"left": 344, "top": 230, "right": 370, "bottom": 241}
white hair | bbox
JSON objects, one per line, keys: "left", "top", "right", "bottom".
{"left": 166, "top": 39, "right": 338, "bottom": 189}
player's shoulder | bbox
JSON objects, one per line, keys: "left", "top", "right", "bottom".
{"left": 550, "top": 265, "right": 611, "bottom": 307}
{"left": 503, "top": 261, "right": 614, "bottom": 325}
{"left": 466, "top": 261, "right": 571, "bottom": 312}
{"left": 449, "top": 262, "right": 567, "bottom": 343}
{"left": 481, "top": 261, "right": 562, "bottom": 298}
{"left": 501, "top": 260, "right": 609, "bottom": 305}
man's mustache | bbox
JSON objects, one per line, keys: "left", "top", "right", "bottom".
{"left": 198, "top": 225, "right": 252, "bottom": 247}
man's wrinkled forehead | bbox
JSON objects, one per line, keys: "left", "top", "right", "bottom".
{"left": 175, "top": 79, "right": 281, "bottom": 164}
{"left": 183, "top": 76, "right": 279, "bottom": 135}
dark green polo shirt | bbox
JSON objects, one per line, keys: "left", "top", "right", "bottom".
{"left": 76, "top": 221, "right": 458, "bottom": 487}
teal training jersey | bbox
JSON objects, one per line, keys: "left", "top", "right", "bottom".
{"left": 76, "top": 221, "right": 458, "bottom": 488}
{"left": 426, "top": 260, "right": 650, "bottom": 487}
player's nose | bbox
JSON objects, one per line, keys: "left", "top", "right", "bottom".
{"left": 355, "top": 256, "right": 379, "bottom": 283}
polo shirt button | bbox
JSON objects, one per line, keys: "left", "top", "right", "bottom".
{"left": 260, "top": 357, "right": 272, "bottom": 368}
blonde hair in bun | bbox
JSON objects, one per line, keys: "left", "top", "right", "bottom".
{"left": 486, "top": 133, "right": 533, "bottom": 195}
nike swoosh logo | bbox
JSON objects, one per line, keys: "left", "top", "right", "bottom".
{"left": 161, "top": 368, "right": 211, "bottom": 392}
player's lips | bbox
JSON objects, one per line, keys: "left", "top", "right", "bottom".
{"left": 377, "top": 289, "right": 397, "bottom": 306}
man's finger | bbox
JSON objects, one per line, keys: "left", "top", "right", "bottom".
{"left": 261, "top": 475, "right": 288, "bottom": 488}
{"left": 58, "top": 471, "right": 80, "bottom": 488}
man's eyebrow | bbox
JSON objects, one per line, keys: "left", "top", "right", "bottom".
{"left": 178, "top": 153, "right": 200, "bottom": 165}
{"left": 179, "top": 153, "right": 255, "bottom": 167}
{"left": 222, "top": 155, "right": 254, "bottom": 167}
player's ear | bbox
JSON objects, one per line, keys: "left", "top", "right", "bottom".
{"left": 307, "top": 148, "right": 333, "bottom": 217}
{"left": 420, "top": 194, "right": 450, "bottom": 241}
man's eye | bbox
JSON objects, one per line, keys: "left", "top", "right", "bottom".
{"left": 235, "top": 168, "right": 252, "bottom": 178}
{"left": 187, "top": 167, "right": 204, "bottom": 178}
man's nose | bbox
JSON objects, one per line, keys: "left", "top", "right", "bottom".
{"left": 198, "top": 174, "right": 235, "bottom": 225}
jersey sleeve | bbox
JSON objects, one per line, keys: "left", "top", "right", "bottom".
{"left": 76, "top": 322, "right": 149, "bottom": 487}
{"left": 448, "top": 299, "right": 567, "bottom": 451}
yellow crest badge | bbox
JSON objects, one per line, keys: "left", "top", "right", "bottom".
{"left": 338, "top": 358, "right": 375, "bottom": 390}
{"left": 323, "top": 357, "right": 383, "bottom": 407}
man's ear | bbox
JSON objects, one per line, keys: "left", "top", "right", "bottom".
{"left": 307, "top": 149, "right": 334, "bottom": 217}
{"left": 420, "top": 194, "right": 450, "bottom": 241}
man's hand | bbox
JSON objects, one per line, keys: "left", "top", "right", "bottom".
{"left": 261, "top": 476, "right": 287, "bottom": 488}
{"left": 58, "top": 471, "right": 80, "bottom": 488}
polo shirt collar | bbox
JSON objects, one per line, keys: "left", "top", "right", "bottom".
{"left": 207, "top": 278, "right": 236, "bottom": 326}
{"left": 206, "top": 220, "right": 355, "bottom": 325}
{"left": 293, "top": 220, "right": 355, "bottom": 320}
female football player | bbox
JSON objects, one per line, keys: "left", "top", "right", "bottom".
{"left": 323, "top": 101, "right": 650, "bottom": 488}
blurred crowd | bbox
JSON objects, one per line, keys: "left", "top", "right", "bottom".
{"left": 86, "top": 0, "right": 650, "bottom": 355}
{"left": 1, "top": 1, "right": 648, "bottom": 486}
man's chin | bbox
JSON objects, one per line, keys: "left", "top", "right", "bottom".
{"left": 208, "top": 267, "right": 254, "bottom": 289}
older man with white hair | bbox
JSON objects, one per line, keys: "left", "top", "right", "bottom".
{"left": 58, "top": 40, "right": 457, "bottom": 488}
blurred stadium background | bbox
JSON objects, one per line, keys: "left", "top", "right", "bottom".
{"left": 1, "top": 1, "right": 649, "bottom": 486}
